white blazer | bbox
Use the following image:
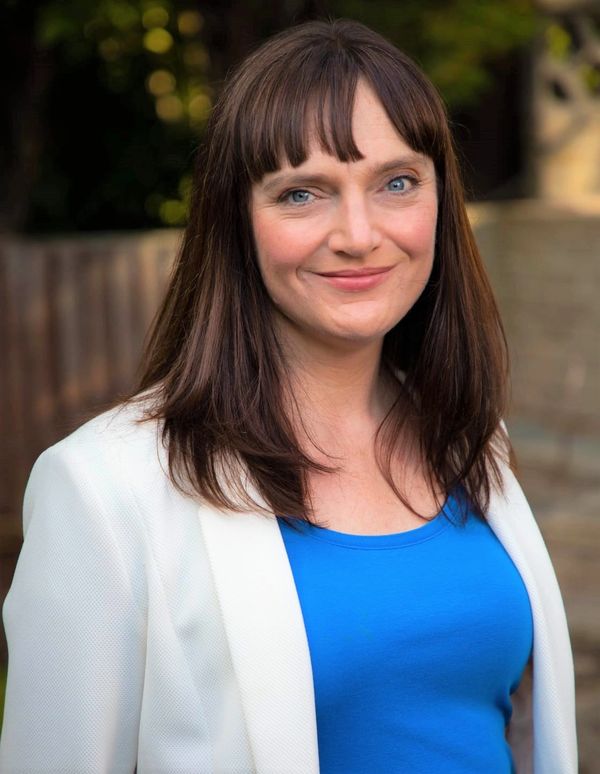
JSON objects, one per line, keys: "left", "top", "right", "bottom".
{"left": 0, "top": 399, "right": 577, "bottom": 773}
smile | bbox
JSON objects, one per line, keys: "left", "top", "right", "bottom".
{"left": 314, "top": 266, "right": 393, "bottom": 291}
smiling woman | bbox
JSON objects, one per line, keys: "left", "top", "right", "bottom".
{"left": 0, "top": 17, "right": 577, "bottom": 774}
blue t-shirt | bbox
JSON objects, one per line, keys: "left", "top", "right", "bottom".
{"left": 278, "top": 489, "right": 533, "bottom": 774}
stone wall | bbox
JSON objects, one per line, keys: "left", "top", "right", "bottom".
{"left": 470, "top": 198, "right": 600, "bottom": 475}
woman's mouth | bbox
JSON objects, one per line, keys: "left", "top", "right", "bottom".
{"left": 314, "top": 266, "right": 393, "bottom": 291}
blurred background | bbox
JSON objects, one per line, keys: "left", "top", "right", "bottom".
{"left": 1, "top": 0, "right": 599, "bottom": 767}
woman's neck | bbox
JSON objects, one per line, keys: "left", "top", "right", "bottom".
{"left": 278, "top": 328, "right": 400, "bottom": 452}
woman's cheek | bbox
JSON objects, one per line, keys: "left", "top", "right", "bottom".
{"left": 411, "top": 203, "right": 438, "bottom": 252}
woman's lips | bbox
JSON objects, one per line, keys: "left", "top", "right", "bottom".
{"left": 314, "top": 266, "right": 393, "bottom": 291}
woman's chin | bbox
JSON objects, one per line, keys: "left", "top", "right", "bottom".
{"left": 274, "top": 308, "right": 395, "bottom": 350}
{"left": 313, "top": 324, "right": 390, "bottom": 349}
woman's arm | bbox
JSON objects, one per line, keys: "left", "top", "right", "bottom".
{"left": 0, "top": 443, "right": 146, "bottom": 773}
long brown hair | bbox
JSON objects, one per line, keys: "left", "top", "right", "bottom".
{"left": 128, "top": 18, "right": 513, "bottom": 526}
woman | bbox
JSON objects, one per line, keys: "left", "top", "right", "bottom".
{"left": 1, "top": 18, "right": 576, "bottom": 774}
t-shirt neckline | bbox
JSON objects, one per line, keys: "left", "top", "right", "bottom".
{"left": 279, "top": 492, "right": 457, "bottom": 550}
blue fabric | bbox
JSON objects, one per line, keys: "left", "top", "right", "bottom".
{"left": 278, "top": 488, "right": 533, "bottom": 774}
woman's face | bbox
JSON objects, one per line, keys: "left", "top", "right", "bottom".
{"left": 250, "top": 80, "right": 438, "bottom": 354}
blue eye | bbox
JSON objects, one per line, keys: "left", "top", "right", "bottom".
{"left": 386, "top": 176, "right": 414, "bottom": 193}
{"left": 285, "top": 189, "right": 313, "bottom": 205}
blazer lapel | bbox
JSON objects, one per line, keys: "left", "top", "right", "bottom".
{"left": 485, "top": 462, "right": 577, "bottom": 774}
{"left": 197, "top": 491, "right": 320, "bottom": 774}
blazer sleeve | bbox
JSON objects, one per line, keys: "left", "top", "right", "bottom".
{"left": 0, "top": 443, "right": 146, "bottom": 773}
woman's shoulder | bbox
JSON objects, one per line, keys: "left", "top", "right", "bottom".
{"left": 42, "top": 396, "right": 164, "bottom": 467}
{"left": 26, "top": 390, "right": 175, "bottom": 517}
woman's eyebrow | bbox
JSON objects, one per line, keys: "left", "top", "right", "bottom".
{"left": 370, "top": 154, "right": 430, "bottom": 177}
{"left": 260, "top": 154, "right": 430, "bottom": 194}
{"left": 260, "top": 173, "right": 331, "bottom": 194}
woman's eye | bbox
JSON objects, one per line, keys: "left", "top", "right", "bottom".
{"left": 386, "top": 175, "right": 417, "bottom": 193}
{"left": 283, "top": 189, "right": 314, "bottom": 205}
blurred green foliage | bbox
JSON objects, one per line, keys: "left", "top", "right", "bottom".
{"left": 3, "top": 0, "right": 540, "bottom": 232}
{"left": 329, "top": 0, "right": 538, "bottom": 107}
{"left": 545, "top": 21, "right": 573, "bottom": 62}
{"left": 27, "top": 0, "right": 208, "bottom": 229}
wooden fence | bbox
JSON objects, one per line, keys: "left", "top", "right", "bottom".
{"left": 0, "top": 230, "right": 180, "bottom": 566}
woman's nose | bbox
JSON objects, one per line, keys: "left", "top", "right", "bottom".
{"left": 327, "top": 195, "right": 382, "bottom": 257}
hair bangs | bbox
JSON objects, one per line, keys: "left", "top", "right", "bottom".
{"left": 374, "top": 73, "right": 446, "bottom": 164}
{"left": 239, "top": 52, "right": 445, "bottom": 186}
{"left": 240, "top": 50, "right": 367, "bottom": 183}
{"left": 353, "top": 49, "right": 448, "bottom": 169}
